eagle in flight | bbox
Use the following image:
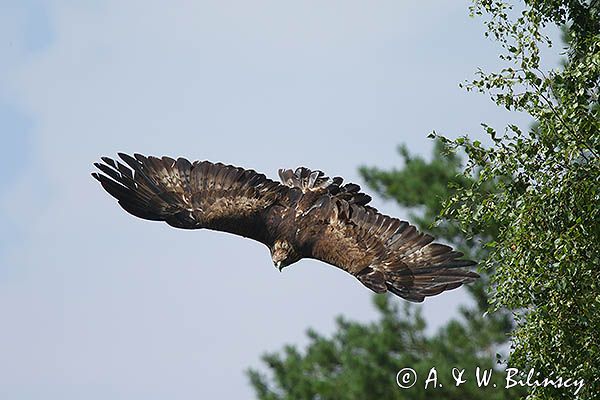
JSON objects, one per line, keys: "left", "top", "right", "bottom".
{"left": 93, "top": 153, "right": 478, "bottom": 302}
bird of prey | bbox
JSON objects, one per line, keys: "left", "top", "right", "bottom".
{"left": 93, "top": 153, "right": 478, "bottom": 302}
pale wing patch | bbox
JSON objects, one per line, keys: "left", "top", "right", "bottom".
{"left": 202, "top": 196, "right": 269, "bottom": 220}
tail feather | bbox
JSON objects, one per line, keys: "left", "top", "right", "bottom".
{"left": 278, "top": 167, "right": 332, "bottom": 192}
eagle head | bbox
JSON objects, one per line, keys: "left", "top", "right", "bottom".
{"left": 271, "top": 240, "right": 300, "bottom": 271}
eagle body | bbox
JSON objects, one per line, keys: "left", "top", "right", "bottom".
{"left": 93, "top": 153, "right": 478, "bottom": 302}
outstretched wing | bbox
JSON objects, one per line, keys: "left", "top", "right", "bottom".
{"left": 92, "top": 153, "right": 287, "bottom": 245}
{"left": 307, "top": 192, "right": 478, "bottom": 303}
{"left": 275, "top": 166, "right": 478, "bottom": 302}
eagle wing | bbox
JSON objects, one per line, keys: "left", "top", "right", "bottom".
{"left": 298, "top": 177, "right": 478, "bottom": 302}
{"left": 92, "top": 153, "right": 287, "bottom": 245}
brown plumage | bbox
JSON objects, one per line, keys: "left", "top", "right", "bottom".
{"left": 93, "top": 153, "right": 478, "bottom": 302}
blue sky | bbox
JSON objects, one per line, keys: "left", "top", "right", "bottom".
{"left": 0, "top": 1, "right": 555, "bottom": 399}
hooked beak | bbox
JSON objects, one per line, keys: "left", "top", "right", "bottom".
{"left": 274, "top": 261, "right": 283, "bottom": 272}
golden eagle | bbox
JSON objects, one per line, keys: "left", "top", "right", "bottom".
{"left": 93, "top": 153, "right": 478, "bottom": 302}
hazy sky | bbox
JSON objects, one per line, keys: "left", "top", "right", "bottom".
{"left": 0, "top": 1, "right": 548, "bottom": 398}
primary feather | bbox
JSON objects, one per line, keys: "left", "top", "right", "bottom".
{"left": 93, "top": 153, "right": 478, "bottom": 302}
